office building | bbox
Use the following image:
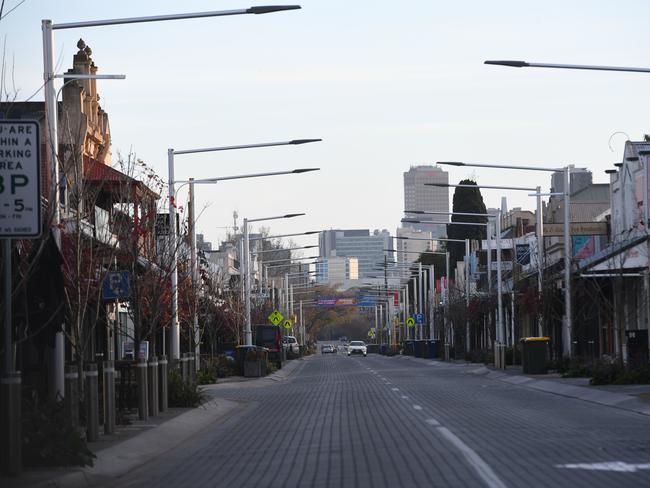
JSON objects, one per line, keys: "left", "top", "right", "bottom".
{"left": 403, "top": 165, "right": 449, "bottom": 238}
{"left": 319, "top": 229, "right": 392, "bottom": 278}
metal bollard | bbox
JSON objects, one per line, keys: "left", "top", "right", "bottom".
{"left": 1, "top": 372, "right": 22, "bottom": 476}
{"left": 148, "top": 358, "right": 159, "bottom": 417}
{"left": 103, "top": 361, "right": 116, "bottom": 435}
{"left": 181, "top": 353, "right": 189, "bottom": 383}
{"left": 85, "top": 363, "right": 99, "bottom": 442}
{"left": 158, "top": 355, "right": 168, "bottom": 412}
{"left": 64, "top": 365, "right": 79, "bottom": 428}
{"left": 137, "top": 358, "right": 149, "bottom": 421}
{"left": 188, "top": 353, "right": 196, "bottom": 383}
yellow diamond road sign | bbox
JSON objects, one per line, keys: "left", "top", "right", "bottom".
{"left": 268, "top": 310, "right": 284, "bottom": 326}
{"left": 406, "top": 317, "right": 415, "bottom": 327}
{"left": 282, "top": 319, "right": 294, "bottom": 330}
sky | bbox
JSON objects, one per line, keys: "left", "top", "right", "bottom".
{"left": 3, "top": 0, "right": 650, "bottom": 250}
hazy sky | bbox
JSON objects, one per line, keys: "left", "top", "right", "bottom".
{"left": 4, "top": 0, "right": 650, "bottom": 248}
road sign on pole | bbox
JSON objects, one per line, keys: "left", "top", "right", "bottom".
{"left": 406, "top": 317, "right": 415, "bottom": 328}
{"left": 282, "top": 318, "right": 294, "bottom": 330}
{"left": 415, "top": 313, "right": 424, "bottom": 325}
{"left": 102, "top": 271, "right": 130, "bottom": 300}
{"left": 0, "top": 120, "right": 41, "bottom": 238}
{"left": 268, "top": 310, "right": 284, "bottom": 326}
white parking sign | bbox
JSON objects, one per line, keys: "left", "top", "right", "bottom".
{"left": 0, "top": 120, "right": 41, "bottom": 237}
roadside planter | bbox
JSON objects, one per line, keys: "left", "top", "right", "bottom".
{"left": 240, "top": 346, "right": 269, "bottom": 378}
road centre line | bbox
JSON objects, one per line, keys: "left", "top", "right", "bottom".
{"left": 436, "top": 426, "right": 508, "bottom": 488}
{"left": 380, "top": 365, "right": 506, "bottom": 488}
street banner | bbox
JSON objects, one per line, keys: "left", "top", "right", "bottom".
{"left": 316, "top": 296, "right": 357, "bottom": 307}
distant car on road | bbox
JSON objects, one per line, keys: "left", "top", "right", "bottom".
{"left": 321, "top": 344, "right": 335, "bottom": 354}
{"left": 348, "top": 341, "right": 367, "bottom": 357}
{"left": 283, "top": 335, "right": 300, "bottom": 355}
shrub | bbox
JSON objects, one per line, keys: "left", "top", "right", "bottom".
{"left": 590, "top": 360, "right": 650, "bottom": 385}
{"left": 561, "top": 358, "right": 592, "bottom": 378}
{"left": 197, "top": 369, "right": 217, "bottom": 385}
{"left": 22, "top": 395, "right": 96, "bottom": 467}
{"left": 168, "top": 370, "right": 206, "bottom": 407}
{"left": 266, "top": 361, "right": 278, "bottom": 375}
{"left": 464, "top": 349, "right": 493, "bottom": 364}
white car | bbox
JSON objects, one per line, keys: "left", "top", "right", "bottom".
{"left": 283, "top": 335, "right": 300, "bottom": 355}
{"left": 348, "top": 341, "right": 367, "bottom": 357}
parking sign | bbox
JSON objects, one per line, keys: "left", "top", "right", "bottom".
{"left": 0, "top": 120, "right": 41, "bottom": 237}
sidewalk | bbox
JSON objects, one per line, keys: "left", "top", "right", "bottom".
{"left": 393, "top": 354, "right": 650, "bottom": 417}
{"left": 2, "top": 356, "right": 308, "bottom": 488}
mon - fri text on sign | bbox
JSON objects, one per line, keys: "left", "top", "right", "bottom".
{"left": 0, "top": 120, "right": 41, "bottom": 238}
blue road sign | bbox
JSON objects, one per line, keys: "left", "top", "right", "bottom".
{"left": 102, "top": 271, "right": 130, "bottom": 300}
{"left": 414, "top": 313, "right": 424, "bottom": 325}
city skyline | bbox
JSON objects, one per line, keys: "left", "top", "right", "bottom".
{"left": 4, "top": 1, "right": 649, "bottom": 247}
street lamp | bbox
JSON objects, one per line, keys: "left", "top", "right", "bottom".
{"left": 41, "top": 4, "right": 304, "bottom": 395}
{"left": 252, "top": 245, "right": 318, "bottom": 255}
{"left": 46, "top": 72, "right": 126, "bottom": 401}
{"left": 438, "top": 160, "right": 575, "bottom": 358}
{"left": 173, "top": 173, "right": 315, "bottom": 366}
{"left": 484, "top": 60, "right": 650, "bottom": 74}
{"left": 169, "top": 167, "right": 317, "bottom": 361}
{"left": 428, "top": 181, "right": 546, "bottom": 334}
{"left": 403, "top": 215, "right": 505, "bottom": 362}
{"left": 243, "top": 213, "right": 306, "bottom": 346}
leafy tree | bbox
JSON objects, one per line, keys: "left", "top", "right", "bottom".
{"left": 447, "top": 179, "right": 487, "bottom": 266}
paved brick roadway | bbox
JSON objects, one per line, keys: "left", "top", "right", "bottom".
{"left": 117, "top": 354, "right": 650, "bottom": 488}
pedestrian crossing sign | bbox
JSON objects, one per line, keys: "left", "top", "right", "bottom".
{"left": 406, "top": 317, "right": 415, "bottom": 327}
{"left": 268, "top": 310, "right": 284, "bottom": 326}
{"left": 282, "top": 318, "right": 294, "bottom": 330}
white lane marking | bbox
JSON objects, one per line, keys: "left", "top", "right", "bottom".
{"left": 413, "top": 405, "right": 423, "bottom": 411}
{"left": 557, "top": 462, "right": 650, "bottom": 473}
{"left": 436, "top": 426, "right": 508, "bottom": 488}
{"left": 425, "top": 418, "right": 440, "bottom": 426}
{"left": 391, "top": 387, "right": 399, "bottom": 391}
{"left": 401, "top": 395, "right": 409, "bottom": 399}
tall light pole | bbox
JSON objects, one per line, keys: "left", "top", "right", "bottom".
{"left": 384, "top": 248, "right": 448, "bottom": 343}
{"left": 402, "top": 216, "right": 504, "bottom": 362}
{"left": 170, "top": 168, "right": 317, "bottom": 361}
{"left": 438, "top": 160, "right": 576, "bottom": 358}
{"left": 41, "top": 5, "right": 304, "bottom": 395}
{"left": 482, "top": 59, "right": 650, "bottom": 351}
{"left": 484, "top": 60, "right": 650, "bottom": 74}
{"left": 427, "top": 181, "right": 545, "bottom": 332}
{"left": 185, "top": 179, "right": 314, "bottom": 371}
{"left": 247, "top": 230, "right": 319, "bottom": 317}
{"left": 45, "top": 72, "right": 125, "bottom": 401}
{"left": 425, "top": 179, "right": 546, "bottom": 338}
{"left": 243, "top": 213, "right": 307, "bottom": 346}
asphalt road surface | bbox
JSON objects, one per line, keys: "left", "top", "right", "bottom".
{"left": 114, "top": 353, "right": 650, "bottom": 488}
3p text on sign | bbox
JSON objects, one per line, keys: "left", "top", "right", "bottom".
{"left": 0, "top": 120, "right": 41, "bottom": 238}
